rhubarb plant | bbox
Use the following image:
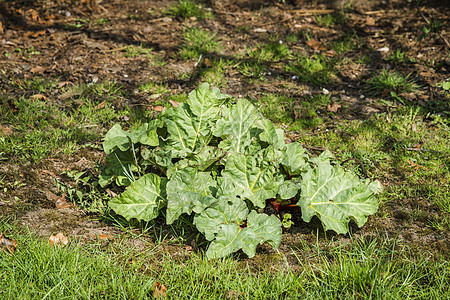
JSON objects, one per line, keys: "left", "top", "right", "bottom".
{"left": 99, "top": 83, "right": 381, "bottom": 259}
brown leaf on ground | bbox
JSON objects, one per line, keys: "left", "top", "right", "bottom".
{"left": 0, "top": 233, "right": 17, "bottom": 254}
{"left": 306, "top": 39, "right": 326, "bottom": 51}
{"left": 44, "top": 190, "right": 72, "bottom": 209}
{"left": 153, "top": 282, "right": 167, "bottom": 299}
{"left": 327, "top": 102, "right": 342, "bottom": 113}
{"left": 48, "top": 232, "right": 69, "bottom": 247}
{"left": 31, "top": 94, "right": 47, "bottom": 101}
{"left": 30, "top": 66, "right": 45, "bottom": 74}
{"left": 152, "top": 105, "right": 164, "bottom": 112}
{"left": 97, "top": 234, "right": 111, "bottom": 240}
{"left": 94, "top": 100, "right": 107, "bottom": 110}
{"left": 55, "top": 195, "right": 72, "bottom": 209}
{"left": 24, "top": 30, "right": 46, "bottom": 38}
{"left": 169, "top": 100, "right": 179, "bottom": 108}
{"left": 204, "top": 58, "right": 212, "bottom": 67}
{"left": 0, "top": 125, "right": 13, "bottom": 136}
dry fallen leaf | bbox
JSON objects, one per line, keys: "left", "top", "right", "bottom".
{"left": 55, "top": 195, "right": 72, "bottom": 209}
{"left": 97, "top": 234, "right": 111, "bottom": 240}
{"left": 306, "top": 39, "right": 326, "bottom": 51}
{"left": 48, "top": 232, "right": 69, "bottom": 247}
{"left": 0, "top": 125, "right": 14, "bottom": 136}
{"left": 204, "top": 58, "right": 212, "bottom": 67}
{"left": 94, "top": 100, "right": 106, "bottom": 110}
{"left": 152, "top": 105, "right": 164, "bottom": 112}
{"left": 327, "top": 102, "right": 342, "bottom": 113}
{"left": 169, "top": 100, "right": 179, "bottom": 108}
{"left": 30, "top": 66, "right": 46, "bottom": 74}
{"left": 31, "top": 94, "right": 47, "bottom": 101}
{"left": 0, "top": 233, "right": 17, "bottom": 254}
{"left": 153, "top": 282, "right": 167, "bottom": 299}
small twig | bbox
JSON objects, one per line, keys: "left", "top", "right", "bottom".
{"left": 340, "top": 158, "right": 368, "bottom": 178}
{"left": 288, "top": 9, "right": 334, "bottom": 16}
{"left": 416, "top": 1, "right": 450, "bottom": 49}
{"left": 301, "top": 144, "right": 325, "bottom": 152}
{"left": 100, "top": 46, "right": 128, "bottom": 53}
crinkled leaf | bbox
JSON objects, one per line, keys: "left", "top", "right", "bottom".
{"left": 298, "top": 160, "right": 379, "bottom": 234}
{"left": 162, "top": 83, "right": 227, "bottom": 156}
{"left": 242, "top": 211, "right": 282, "bottom": 253}
{"left": 162, "top": 105, "right": 199, "bottom": 156}
{"left": 187, "top": 82, "right": 229, "bottom": 122}
{"left": 281, "top": 142, "right": 309, "bottom": 175}
{"left": 103, "top": 124, "right": 131, "bottom": 154}
{"left": 206, "top": 211, "right": 282, "bottom": 259}
{"left": 103, "top": 123, "right": 160, "bottom": 155}
{"left": 194, "top": 196, "right": 248, "bottom": 241}
{"left": 127, "top": 121, "right": 160, "bottom": 146}
{"left": 278, "top": 179, "right": 301, "bottom": 200}
{"left": 166, "top": 168, "right": 218, "bottom": 224}
{"left": 166, "top": 146, "right": 226, "bottom": 178}
{"left": 257, "top": 118, "right": 285, "bottom": 150}
{"left": 222, "top": 154, "right": 283, "bottom": 208}
{"left": 99, "top": 149, "right": 137, "bottom": 187}
{"left": 213, "top": 98, "right": 262, "bottom": 154}
{"left": 109, "top": 173, "right": 167, "bottom": 222}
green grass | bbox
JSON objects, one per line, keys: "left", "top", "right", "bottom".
{"left": 123, "top": 44, "right": 153, "bottom": 58}
{"left": 0, "top": 79, "right": 131, "bottom": 162}
{"left": 1, "top": 219, "right": 447, "bottom": 299}
{"left": 285, "top": 54, "right": 335, "bottom": 86}
{"left": 169, "top": 0, "right": 212, "bottom": 20}
{"left": 179, "top": 27, "right": 221, "bottom": 60}
{"left": 366, "top": 68, "right": 419, "bottom": 96}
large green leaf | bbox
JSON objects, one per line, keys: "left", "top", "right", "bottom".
{"left": 205, "top": 211, "right": 282, "bottom": 259}
{"left": 281, "top": 142, "right": 309, "bottom": 175}
{"left": 103, "top": 122, "right": 160, "bottom": 155}
{"left": 103, "top": 124, "right": 131, "bottom": 154}
{"left": 222, "top": 154, "right": 283, "bottom": 208}
{"left": 109, "top": 173, "right": 167, "bottom": 222}
{"left": 298, "top": 160, "right": 379, "bottom": 234}
{"left": 162, "top": 83, "right": 227, "bottom": 156}
{"left": 194, "top": 196, "right": 248, "bottom": 241}
{"left": 257, "top": 118, "right": 285, "bottom": 150}
{"left": 166, "top": 168, "right": 218, "bottom": 224}
{"left": 213, "top": 98, "right": 262, "bottom": 154}
{"left": 99, "top": 149, "right": 137, "bottom": 187}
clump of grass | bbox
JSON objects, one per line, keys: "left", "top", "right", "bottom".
{"left": 236, "top": 61, "right": 267, "bottom": 79}
{"left": 123, "top": 44, "right": 153, "bottom": 58}
{"left": 366, "top": 68, "right": 419, "bottom": 96}
{"left": 245, "top": 37, "right": 292, "bottom": 62}
{"left": 285, "top": 54, "right": 335, "bottom": 85}
{"left": 179, "top": 27, "right": 221, "bottom": 60}
{"left": 387, "top": 49, "right": 415, "bottom": 64}
{"left": 169, "top": 0, "right": 212, "bottom": 20}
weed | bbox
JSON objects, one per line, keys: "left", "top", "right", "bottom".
{"left": 236, "top": 61, "right": 267, "bottom": 79}
{"left": 366, "top": 68, "right": 419, "bottom": 96}
{"left": 179, "top": 27, "right": 221, "bottom": 60}
{"left": 387, "top": 49, "right": 415, "bottom": 64}
{"left": 315, "top": 13, "right": 346, "bottom": 27}
{"left": 285, "top": 54, "right": 335, "bottom": 85}
{"left": 139, "top": 81, "right": 170, "bottom": 96}
{"left": 123, "top": 44, "right": 153, "bottom": 58}
{"left": 198, "top": 58, "right": 228, "bottom": 86}
{"left": 332, "top": 34, "right": 359, "bottom": 54}
{"left": 169, "top": 0, "right": 212, "bottom": 20}
{"left": 245, "top": 38, "right": 292, "bottom": 62}
{"left": 94, "top": 18, "right": 109, "bottom": 25}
